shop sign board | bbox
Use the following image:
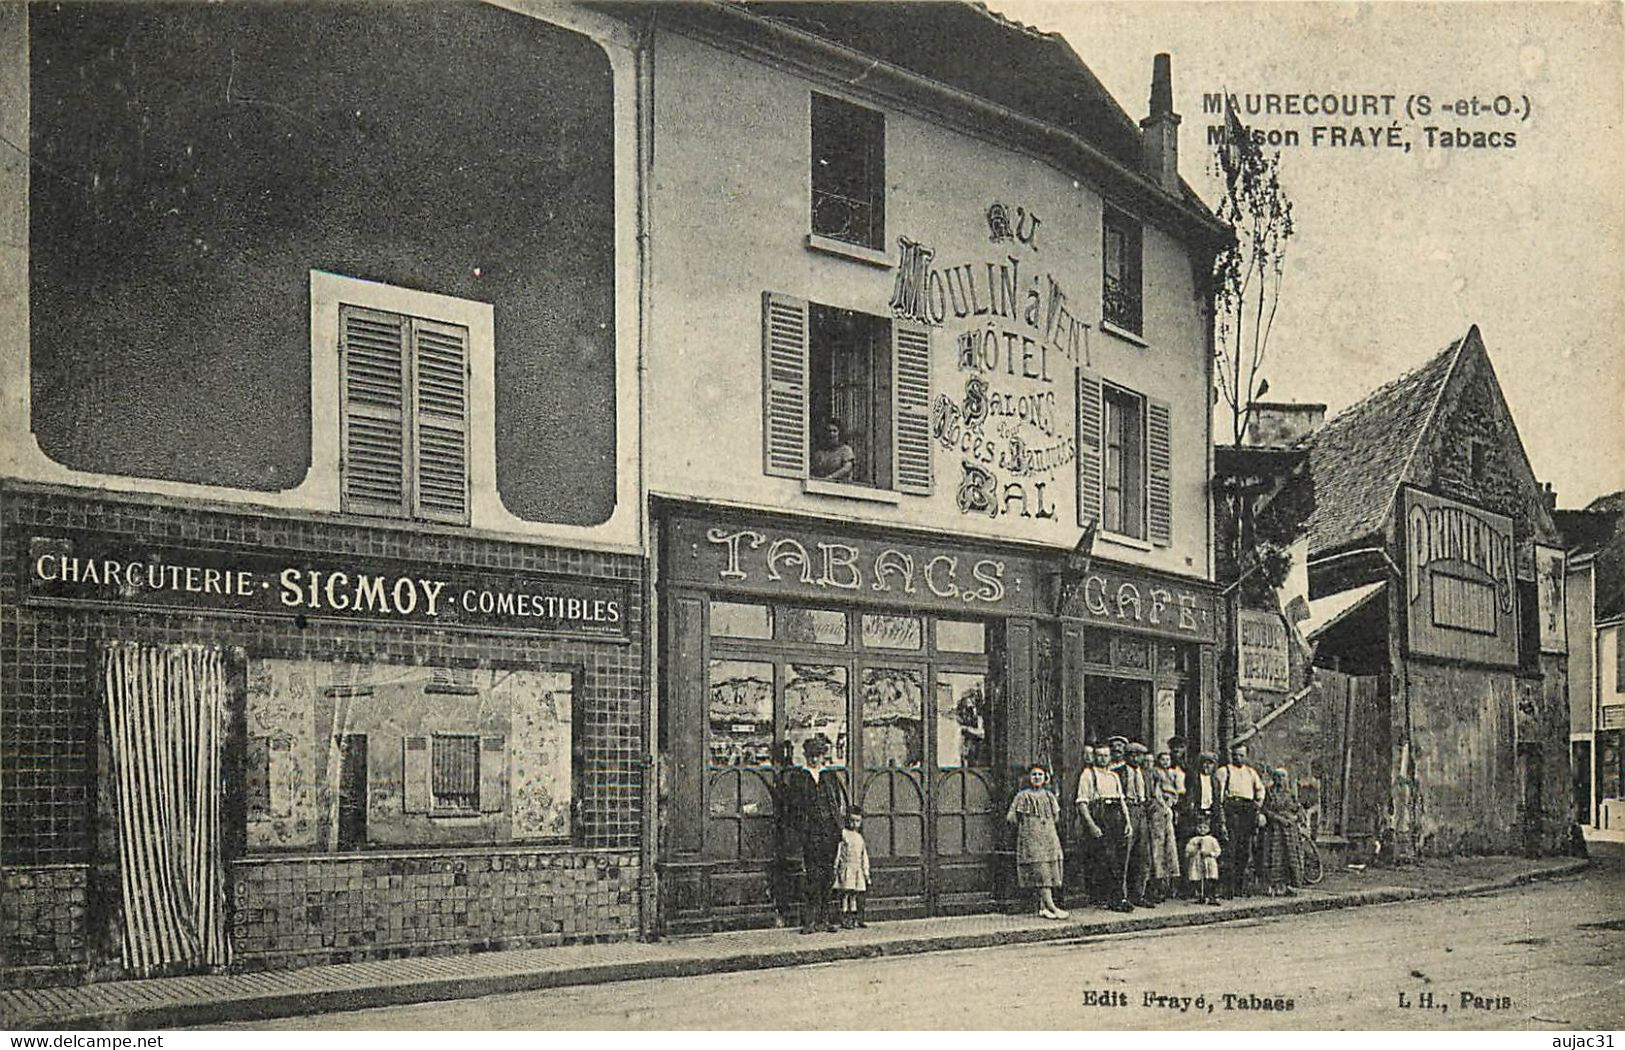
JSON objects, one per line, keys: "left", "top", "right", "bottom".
{"left": 664, "top": 515, "right": 1042, "bottom": 617}
{"left": 23, "top": 531, "right": 631, "bottom": 641}
{"left": 1601, "top": 705, "right": 1625, "bottom": 731}
{"left": 1402, "top": 488, "right": 1519, "bottom": 667}
{"left": 1238, "top": 609, "right": 1291, "bottom": 691}
{"left": 1535, "top": 544, "right": 1567, "bottom": 654}
{"left": 1056, "top": 564, "right": 1219, "bottom": 644}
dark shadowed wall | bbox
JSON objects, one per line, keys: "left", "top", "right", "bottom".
{"left": 29, "top": 2, "right": 616, "bottom": 524}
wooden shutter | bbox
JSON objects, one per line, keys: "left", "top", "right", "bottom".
{"left": 1616, "top": 627, "right": 1625, "bottom": 692}
{"left": 411, "top": 318, "right": 471, "bottom": 524}
{"left": 403, "top": 735, "right": 432, "bottom": 813}
{"left": 340, "top": 305, "right": 408, "bottom": 516}
{"left": 892, "top": 321, "right": 932, "bottom": 495}
{"left": 479, "top": 735, "right": 507, "bottom": 813}
{"left": 1147, "top": 396, "right": 1173, "bottom": 546}
{"left": 762, "top": 292, "right": 810, "bottom": 478}
{"left": 1076, "top": 367, "right": 1103, "bottom": 527}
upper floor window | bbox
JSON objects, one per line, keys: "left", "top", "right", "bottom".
{"left": 1102, "top": 207, "right": 1144, "bottom": 336}
{"left": 762, "top": 292, "right": 931, "bottom": 497}
{"left": 1077, "top": 369, "right": 1171, "bottom": 545}
{"left": 1102, "top": 384, "right": 1146, "bottom": 538}
{"left": 340, "top": 304, "right": 471, "bottom": 524}
{"left": 811, "top": 93, "right": 885, "bottom": 251}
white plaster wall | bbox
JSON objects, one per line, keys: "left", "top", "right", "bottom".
{"left": 646, "top": 31, "right": 1212, "bottom": 581}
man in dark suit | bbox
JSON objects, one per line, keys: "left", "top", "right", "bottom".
{"left": 1180, "top": 752, "right": 1228, "bottom": 895}
{"left": 778, "top": 735, "right": 849, "bottom": 933}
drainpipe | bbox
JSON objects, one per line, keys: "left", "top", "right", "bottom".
{"left": 633, "top": 13, "right": 659, "bottom": 941}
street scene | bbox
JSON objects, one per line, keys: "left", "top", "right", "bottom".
{"left": 204, "top": 865, "right": 1623, "bottom": 1031}
{"left": 1, "top": 0, "right": 1622, "bottom": 1034}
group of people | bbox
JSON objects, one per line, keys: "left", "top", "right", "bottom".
{"left": 1006, "top": 738, "right": 1312, "bottom": 919}
{"left": 774, "top": 733, "right": 1312, "bottom": 933}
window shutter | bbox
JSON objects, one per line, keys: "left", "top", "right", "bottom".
{"left": 1616, "top": 627, "right": 1625, "bottom": 692}
{"left": 479, "top": 734, "right": 507, "bottom": 813}
{"left": 411, "top": 318, "right": 470, "bottom": 525}
{"left": 1147, "top": 396, "right": 1173, "bottom": 546}
{"left": 1076, "top": 368, "right": 1103, "bottom": 527}
{"left": 403, "top": 735, "right": 432, "bottom": 814}
{"left": 340, "top": 305, "right": 408, "bottom": 516}
{"left": 762, "top": 292, "right": 810, "bottom": 478}
{"left": 892, "top": 321, "right": 932, "bottom": 495}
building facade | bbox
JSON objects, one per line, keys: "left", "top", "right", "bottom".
{"left": 1249, "top": 328, "right": 1574, "bottom": 859}
{"left": 625, "top": 2, "right": 1227, "bottom": 931}
{"left": 1556, "top": 493, "right": 1625, "bottom": 833}
{"left": 1, "top": 3, "right": 649, "bottom": 986}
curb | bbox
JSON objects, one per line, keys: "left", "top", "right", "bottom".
{"left": 11, "top": 859, "right": 1591, "bottom": 1030}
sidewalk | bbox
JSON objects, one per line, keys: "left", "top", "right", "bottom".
{"left": 0, "top": 855, "right": 1590, "bottom": 1031}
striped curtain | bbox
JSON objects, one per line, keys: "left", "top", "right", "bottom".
{"left": 102, "top": 643, "right": 230, "bottom": 976}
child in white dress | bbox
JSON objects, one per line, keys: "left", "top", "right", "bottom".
{"left": 1184, "top": 818, "right": 1222, "bottom": 906}
{"left": 832, "top": 807, "right": 871, "bottom": 928}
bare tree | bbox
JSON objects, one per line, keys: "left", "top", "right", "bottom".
{"left": 1211, "top": 106, "right": 1295, "bottom": 448}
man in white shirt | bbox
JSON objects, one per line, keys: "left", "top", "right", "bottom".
{"left": 1217, "top": 743, "right": 1266, "bottom": 897}
{"left": 1075, "top": 745, "right": 1132, "bottom": 912}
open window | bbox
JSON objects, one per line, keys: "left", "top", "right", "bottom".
{"left": 761, "top": 292, "right": 931, "bottom": 496}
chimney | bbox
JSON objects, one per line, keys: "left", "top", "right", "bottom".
{"left": 1140, "top": 53, "right": 1181, "bottom": 193}
{"left": 1244, "top": 402, "right": 1327, "bottom": 449}
{"left": 1540, "top": 481, "right": 1557, "bottom": 513}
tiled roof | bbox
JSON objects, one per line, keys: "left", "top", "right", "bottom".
{"left": 1304, "top": 331, "right": 1470, "bottom": 556}
{"left": 1578, "top": 492, "right": 1625, "bottom": 623}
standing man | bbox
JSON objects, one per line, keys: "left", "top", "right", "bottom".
{"left": 779, "top": 735, "right": 849, "bottom": 933}
{"left": 1217, "top": 743, "right": 1267, "bottom": 897}
{"left": 1075, "top": 744, "right": 1133, "bottom": 912}
{"left": 1122, "top": 742, "right": 1156, "bottom": 907}
{"left": 768, "top": 739, "right": 804, "bottom": 927}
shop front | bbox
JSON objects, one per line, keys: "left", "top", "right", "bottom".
{"left": 1, "top": 487, "right": 645, "bottom": 986}
{"left": 1055, "top": 560, "right": 1221, "bottom": 813}
{"left": 656, "top": 507, "right": 1053, "bottom": 932}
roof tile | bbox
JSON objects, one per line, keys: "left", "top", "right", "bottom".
{"left": 1304, "top": 335, "right": 1466, "bottom": 556}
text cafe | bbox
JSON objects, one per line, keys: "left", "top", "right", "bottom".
{"left": 653, "top": 507, "right": 1220, "bottom": 933}
{"left": 10, "top": 513, "right": 641, "bottom": 979}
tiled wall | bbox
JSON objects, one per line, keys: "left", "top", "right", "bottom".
{"left": 231, "top": 850, "right": 639, "bottom": 970}
{"left": 0, "top": 866, "right": 88, "bottom": 987}
{"left": 0, "top": 483, "right": 647, "bottom": 986}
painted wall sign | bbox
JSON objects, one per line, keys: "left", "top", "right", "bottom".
{"left": 1535, "top": 544, "right": 1567, "bottom": 654}
{"left": 663, "top": 516, "right": 1041, "bottom": 617}
{"left": 1602, "top": 705, "right": 1625, "bottom": 731}
{"left": 1402, "top": 489, "right": 1518, "bottom": 667}
{"left": 1057, "top": 565, "right": 1219, "bottom": 644}
{"left": 1238, "top": 609, "right": 1291, "bottom": 691}
{"left": 888, "top": 211, "right": 1089, "bottom": 529}
{"left": 24, "top": 532, "right": 630, "bottom": 640}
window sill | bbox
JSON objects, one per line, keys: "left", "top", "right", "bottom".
{"left": 806, "top": 233, "right": 893, "bottom": 269}
{"left": 802, "top": 478, "right": 903, "bottom": 504}
{"left": 1100, "top": 319, "right": 1150, "bottom": 348}
{"left": 1099, "top": 530, "right": 1153, "bottom": 552}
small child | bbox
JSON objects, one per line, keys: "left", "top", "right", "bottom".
{"left": 1184, "top": 818, "right": 1223, "bottom": 906}
{"left": 832, "top": 807, "right": 871, "bottom": 928}
{"left": 1005, "top": 763, "right": 1068, "bottom": 920}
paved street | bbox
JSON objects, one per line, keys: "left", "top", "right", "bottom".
{"left": 210, "top": 866, "right": 1623, "bottom": 1031}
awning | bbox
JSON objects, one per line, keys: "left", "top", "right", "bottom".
{"left": 1303, "top": 581, "right": 1386, "bottom": 642}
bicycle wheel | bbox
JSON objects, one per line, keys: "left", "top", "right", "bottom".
{"left": 1301, "top": 834, "right": 1325, "bottom": 886}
